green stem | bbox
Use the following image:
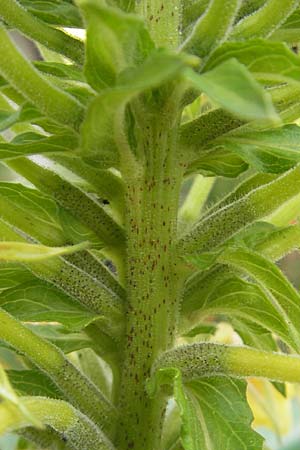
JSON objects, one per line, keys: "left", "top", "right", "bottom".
{"left": 178, "top": 174, "right": 214, "bottom": 231}
{"left": 0, "top": 0, "right": 84, "bottom": 64}
{"left": 0, "top": 26, "right": 84, "bottom": 130}
{"left": 154, "top": 342, "right": 300, "bottom": 384}
{"left": 179, "top": 165, "right": 300, "bottom": 254}
{"left": 136, "top": 0, "right": 182, "bottom": 48}
{"left": 0, "top": 397, "right": 114, "bottom": 450}
{"left": 0, "top": 308, "right": 116, "bottom": 435}
{"left": 116, "top": 105, "right": 183, "bottom": 449}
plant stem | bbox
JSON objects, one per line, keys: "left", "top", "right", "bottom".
{"left": 116, "top": 101, "right": 183, "bottom": 449}
{"left": 136, "top": 0, "right": 182, "bottom": 48}
{"left": 0, "top": 308, "right": 116, "bottom": 435}
{"left": 0, "top": 0, "right": 84, "bottom": 64}
{"left": 154, "top": 342, "right": 300, "bottom": 384}
{"left": 0, "top": 26, "right": 84, "bottom": 130}
{"left": 0, "top": 397, "right": 114, "bottom": 450}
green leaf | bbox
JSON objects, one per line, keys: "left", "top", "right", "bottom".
{"left": 183, "top": 270, "right": 293, "bottom": 348}
{"left": 219, "top": 247, "right": 300, "bottom": 351}
{"left": 179, "top": 166, "right": 300, "bottom": 254}
{"left": 19, "top": 0, "right": 83, "bottom": 28}
{"left": 0, "top": 366, "right": 42, "bottom": 430}
{"left": 204, "top": 39, "right": 300, "bottom": 86}
{"left": 183, "top": 377, "right": 263, "bottom": 450}
{"left": 186, "top": 147, "right": 248, "bottom": 177}
{"left": 77, "top": 0, "right": 154, "bottom": 91}
{"left": 7, "top": 158, "right": 125, "bottom": 248}
{"left": 0, "top": 280, "right": 99, "bottom": 331}
{"left": 270, "top": 8, "right": 300, "bottom": 42}
{"left": 203, "top": 174, "right": 277, "bottom": 217}
{"left": 182, "top": 0, "right": 242, "bottom": 59}
{"left": 209, "top": 124, "right": 300, "bottom": 173}
{"left": 184, "top": 59, "right": 279, "bottom": 122}
{"left": 25, "top": 323, "right": 100, "bottom": 354}
{"left": 230, "top": 0, "right": 299, "bottom": 40}
{"left": 7, "top": 369, "right": 62, "bottom": 399}
{"left": 0, "top": 131, "right": 78, "bottom": 160}
{"left": 0, "top": 241, "right": 88, "bottom": 262}
{"left": 34, "top": 61, "right": 85, "bottom": 82}
{"left": 81, "top": 50, "right": 192, "bottom": 165}
{"left": 0, "top": 264, "right": 34, "bottom": 292}
{"left": 152, "top": 368, "right": 263, "bottom": 450}
{"left": 0, "top": 104, "right": 40, "bottom": 132}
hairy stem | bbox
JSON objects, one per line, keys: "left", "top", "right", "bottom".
{"left": 0, "top": 308, "right": 116, "bottom": 435}
{"left": 116, "top": 100, "right": 183, "bottom": 449}
{"left": 0, "top": 0, "right": 84, "bottom": 64}
{"left": 0, "top": 26, "right": 84, "bottom": 130}
{"left": 154, "top": 342, "right": 300, "bottom": 384}
{"left": 0, "top": 397, "right": 114, "bottom": 450}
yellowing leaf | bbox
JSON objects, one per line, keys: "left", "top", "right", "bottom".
{"left": 0, "top": 366, "right": 42, "bottom": 430}
{"left": 0, "top": 241, "right": 89, "bottom": 262}
{"left": 247, "top": 378, "right": 292, "bottom": 436}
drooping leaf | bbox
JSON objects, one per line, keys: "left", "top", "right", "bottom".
{"left": 184, "top": 59, "right": 279, "bottom": 122}
{"left": 0, "top": 25, "right": 84, "bottom": 129}
{"left": 0, "top": 280, "right": 99, "bottom": 331}
{"left": 0, "top": 241, "right": 88, "bottom": 262}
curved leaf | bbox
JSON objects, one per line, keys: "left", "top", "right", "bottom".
{"left": 0, "top": 241, "right": 88, "bottom": 262}
{"left": 184, "top": 59, "right": 279, "bottom": 122}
